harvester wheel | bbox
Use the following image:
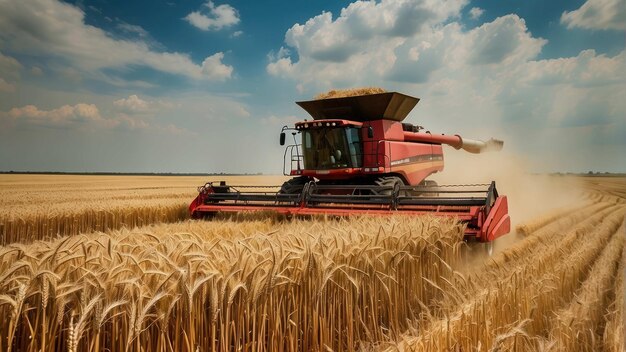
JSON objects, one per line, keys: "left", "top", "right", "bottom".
{"left": 279, "top": 176, "right": 311, "bottom": 194}
{"left": 375, "top": 176, "right": 404, "bottom": 196}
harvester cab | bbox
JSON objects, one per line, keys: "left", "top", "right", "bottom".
{"left": 190, "top": 92, "right": 511, "bottom": 245}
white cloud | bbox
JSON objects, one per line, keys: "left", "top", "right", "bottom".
{"left": 0, "top": 51, "right": 21, "bottom": 76}
{"left": 281, "top": 0, "right": 465, "bottom": 65}
{"left": 0, "top": 51, "right": 22, "bottom": 89}
{"left": 469, "top": 7, "right": 484, "bottom": 20}
{"left": 184, "top": 1, "right": 240, "bottom": 31}
{"left": 30, "top": 66, "right": 44, "bottom": 76}
{"left": 231, "top": 30, "right": 243, "bottom": 38}
{"left": 0, "top": 78, "right": 15, "bottom": 92}
{"left": 561, "top": 0, "right": 626, "bottom": 30}
{"left": 2, "top": 103, "right": 108, "bottom": 128}
{"left": 201, "top": 52, "right": 234, "bottom": 81}
{"left": 267, "top": 10, "right": 545, "bottom": 88}
{"left": 267, "top": 57, "right": 295, "bottom": 77}
{"left": 114, "top": 95, "right": 152, "bottom": 113}
{"left": 0, "top": 101, "right": 191, "bottom": 134}
{"left": 0, "top": 0, "right": 233, "bottom": 81}
{"left": 117, "top": 22, "right": 149, "bottom": 38}
{"left": 466, "top": 15, "right": 546, "bottom": 65}
{"left": 520, "top": 50, "right": 626, "bottom": 87}
{"left": 113, "top": 94, "right": 176, "bottom": 115}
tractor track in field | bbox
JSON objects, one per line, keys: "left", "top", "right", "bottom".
{"left": 382, "top": 182, "right": 625, "bottom": 351}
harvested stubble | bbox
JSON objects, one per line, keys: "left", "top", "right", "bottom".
{"left": 385, "top": 202, "right": 625, "bottom": 351}
{"left": 581, "top": 177, "right": 626, "bottom": 201}
{"left": 546, "top": 223, "right": 625, "bottom": 351}
{"left": 602, "top": 235, "right": 625, "bottom": 352}
{"left": 0, "top": 215, "right": 464, "bottom": 352}
{"left": 514, "top": 202, "right": 593, "bottom": 235}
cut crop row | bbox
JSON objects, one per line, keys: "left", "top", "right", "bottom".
{"left": 389, "top": 205, "right": 624, "bottom": 351}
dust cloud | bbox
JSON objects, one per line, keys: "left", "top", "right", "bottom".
{"left": 429, "top": 148, "right": 586, "bottom": 253}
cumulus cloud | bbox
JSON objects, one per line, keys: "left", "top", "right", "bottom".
{"left": 184, "top": 1, "right": 240, "bottom": 31}
{"left": 281, "top": 0, "right": 465, "bottom": 65}
{"left": 0, "top": 51, "right": 21, "bottom": 76}
{"left": 469, "top": 7, "right": 484, "bottom": 20}
{"left": 0, "top": 51, "right": 22, "bottom": 88}
{"left": 267, "top": 8, "right": 545, "bottom": 89}
{"left": 561, "top": 0, "right": 626, "bottom": 30}
{"left": 201, "top": 52, "right": 234, "bottom": 81}
{"left": 2, "top": 103, "right": 108, "bottom": 128}
{"left": 520, "top": 50, "right": 626, "bottom": 87}
{"left": 0, "top": 101, "right": 191, "bottom": 134}
{"left": 0, "top": 0, "right": 233, "bottom": 81}
{"left": 114, "top": 95, "right": 152, "bottom": 113}
{"left": 467, "top": 15, "right": 546, "bottom": 65}
{"left": 113, "top": 94, "right": 174, "bottom": 114}
{"left": 0, "top": 78, "right": 15, "bottom": 92}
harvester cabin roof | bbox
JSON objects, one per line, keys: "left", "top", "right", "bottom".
{"left": 296, "top": 92, "right": 419, "bottom": 122}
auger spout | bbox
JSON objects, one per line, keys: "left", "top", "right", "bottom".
{"left": 402, "top": 132, "right": 504, "bottom": 154}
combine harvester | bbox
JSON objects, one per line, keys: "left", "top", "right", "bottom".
{"left": 190, "top": 91, "right": 510, "bottom": 248}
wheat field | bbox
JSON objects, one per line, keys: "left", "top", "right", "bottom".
{"left": 0, "top": 174, "right": 624, "bottom": 351}
{"left": 0, "top": 215, "right": 464, "bottom": 352}
{"left": 0, "top": 174, "right": 287, "bottom": 245}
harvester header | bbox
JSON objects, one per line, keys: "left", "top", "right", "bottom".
{"left": 190, "top": 90, "right": 511, "bottom": 248}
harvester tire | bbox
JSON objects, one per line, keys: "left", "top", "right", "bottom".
{"left": 279, "top": 176, "right": 311, "bottom": 194}
{"left": 375, "top": 176, "right": 404, "bottom": 196}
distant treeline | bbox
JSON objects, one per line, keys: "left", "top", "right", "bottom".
{"left": 550, "top": 172, "right": 626, "bottom": 177}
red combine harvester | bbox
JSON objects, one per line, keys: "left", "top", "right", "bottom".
{"left": 190, "top": 92, "right": 510, "bottom": 246}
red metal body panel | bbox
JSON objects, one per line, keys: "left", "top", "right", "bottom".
{"left": 386, "top": 141, "right": 444, "bottom": 185}
{"left": 293, "top": 118, "right": 446, "bottom": 185}
{"left": 189, "top": 199, "right": 506, "bottom": 242}
{"left": 192, "top": 204, "right": 480, "bottom": 220}
{"left": 188, "top": 185, "right": 508, "bottom": 243}
{"left": 480, "top": 196, "right": 511, "bottom": 242}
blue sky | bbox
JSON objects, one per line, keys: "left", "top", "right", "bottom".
{"left": 0, "top": 0, "right": 624, "bottom": 173}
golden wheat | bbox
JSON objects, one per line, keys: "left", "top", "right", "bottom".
{"left": 0, "top": 215, "right": 464, "bottom": 352}
{"left": 314, "top": 87, "right": 387, "bottom": 99}
{"left": 0, "top": 174, "right": 287, "bottom": 245}
{"left": 547, "top": 224, "right": 624, "bottom": 351}
{"left": 2, "top": 174, "right": 624, "bottom": 351}
{"left": 385, "top": 199, "right": 625, "bottom": 351}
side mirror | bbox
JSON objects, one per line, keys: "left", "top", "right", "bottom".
{"left": 367, "top": 126, "right": 374, "bottom": 139}
{"left": 279, "top": 132, "right": 286, "bottom": 146}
